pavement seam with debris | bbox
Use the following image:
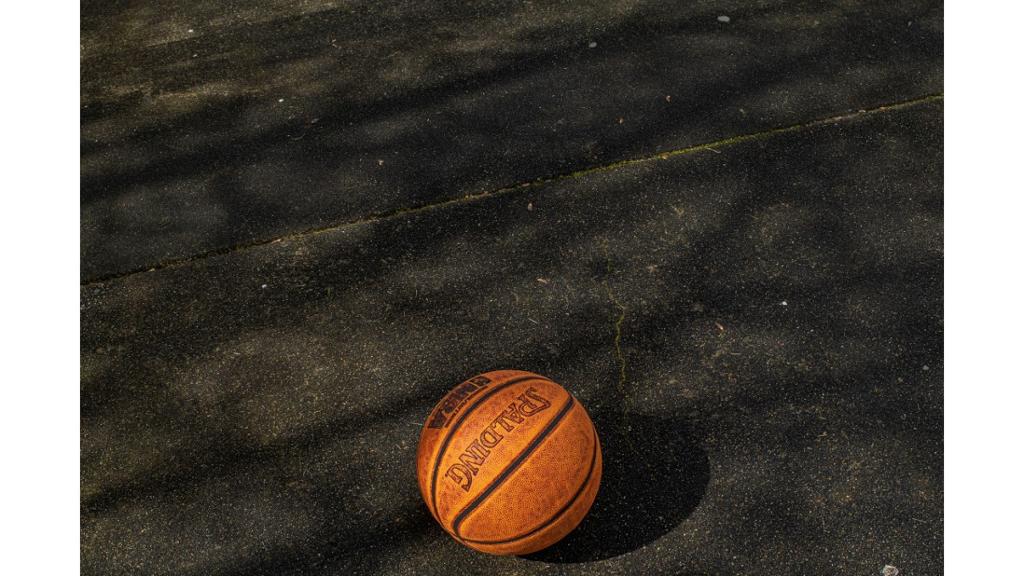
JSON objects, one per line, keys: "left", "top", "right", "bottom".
{"left": 80, "top": 93, "right": 943, "bottom": 287}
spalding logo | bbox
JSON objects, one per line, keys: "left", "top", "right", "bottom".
{"left": 444, "top": 387, "right": 552, "bottom": 491}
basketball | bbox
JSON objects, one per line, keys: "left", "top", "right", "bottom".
{"left": 416, "top": 370, "right": 602, "bottom": 555}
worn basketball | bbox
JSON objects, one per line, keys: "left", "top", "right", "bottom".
{"left": 416, "top": 370, "right": 602, "bottom": 555}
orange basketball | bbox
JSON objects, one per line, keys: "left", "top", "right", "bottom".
{"left": 416, "top": 370, "right": 602, "bottom": 555}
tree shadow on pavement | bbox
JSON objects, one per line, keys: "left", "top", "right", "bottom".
{"left": 526, "top": 411, "right": 710, "bottom": 563}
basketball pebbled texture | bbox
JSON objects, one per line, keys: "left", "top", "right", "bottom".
{"left": 416, "top": 370, "right": 602, "bottom": 555}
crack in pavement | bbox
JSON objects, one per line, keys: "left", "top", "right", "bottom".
{"left": 81, "top": 93, "right": 943, "bottom": 287}
{"left": 601, "top": 242, "right": 628, "bottom": 400}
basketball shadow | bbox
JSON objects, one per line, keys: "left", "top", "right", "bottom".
{"left": 525, "top": 411, "right": 710, "bottom": 563}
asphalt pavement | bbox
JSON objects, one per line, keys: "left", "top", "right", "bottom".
{"left": 81, "top": 2, "right": 943, "bottom": 575}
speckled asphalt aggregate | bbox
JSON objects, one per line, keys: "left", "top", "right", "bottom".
{"left": 81, "top": 2, "right": 943, "bottom": 575}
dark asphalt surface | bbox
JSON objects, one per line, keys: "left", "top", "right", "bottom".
{"left": 81, "top": 2, "right": 943, "bottom": 575}
{"left": 81, "top": 0, "right": 941, "bottom": 281}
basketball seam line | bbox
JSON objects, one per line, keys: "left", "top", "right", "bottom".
{"left": 428, "top": 374, "right": 553, "bottom": 519}
{"left": 451, "top": 395, "right": 576, "bottom": 540}
{"left": 460, "top": 416, "right": 599, "bottom": 546}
